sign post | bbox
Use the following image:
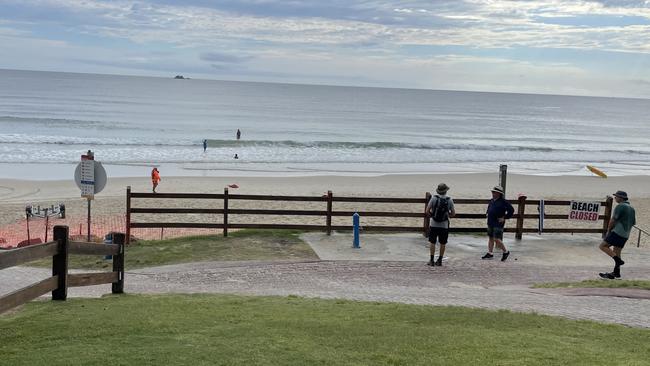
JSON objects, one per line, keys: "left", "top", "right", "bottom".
{"left": 81, "top": 152, "right": 94, "bottom": 241}
{"left": 74, "top": 150, "right": 107, "bottom": 241}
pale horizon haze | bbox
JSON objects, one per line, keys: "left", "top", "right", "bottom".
{"left": 1, "top": 0, "right": 650, "bottom": 98}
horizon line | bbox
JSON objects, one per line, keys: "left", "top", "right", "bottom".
{"left": 2, "top": 67, "right": 646, "bottom": 102}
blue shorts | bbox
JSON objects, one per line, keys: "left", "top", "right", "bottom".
{"left": 487, "top": 226, "right": 504, "bottom": 240}
{"left": 604, "top": 232, "right": 628, "bottom": 248}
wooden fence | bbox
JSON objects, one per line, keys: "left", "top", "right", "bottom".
{"left": 0, "top": 226, "right": 125, "bottom": 314}
{"left": 126, "top": 186, "right": 613, "bottom": 243}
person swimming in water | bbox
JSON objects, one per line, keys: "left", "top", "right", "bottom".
{"left": 233, "top": 153, "right": 239, "bottom": 159}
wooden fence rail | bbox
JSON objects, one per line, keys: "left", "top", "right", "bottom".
{"left": 126, "top": 186, "right": 612, "bottom": 243}
{"left": 0, "top": 226, "right": 125, "bottom": 314}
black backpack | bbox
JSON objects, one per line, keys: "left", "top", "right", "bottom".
{"left": 431, "top": 195, "right": 450, "bottom": 222}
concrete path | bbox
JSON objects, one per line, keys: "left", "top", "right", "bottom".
{"left": 2, "top": 233, "right": 649, "bottom": 328}
{"left": 303, "top": 232, "right": 650, "bottom": 266}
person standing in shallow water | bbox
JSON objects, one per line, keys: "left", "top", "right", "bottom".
{"left": 151, "top": 167, "right": 161, "bottom": 193}
{"left": 236, "top": 129, "right": 241, "bottom": 140}
{"left": 203, "top": 139, "right": 207, "bottom": 152}
{"left": 482, "top": 185, "right": 513, "bottom": 261}
{"left": 599, "top": 190, "right": 636, "bottom": 279}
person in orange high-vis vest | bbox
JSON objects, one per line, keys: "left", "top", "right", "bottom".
{"left": 151, "top": 168, "right": 161, "bottom": 193}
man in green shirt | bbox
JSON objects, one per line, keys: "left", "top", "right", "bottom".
{"left": 599, "top": 191, "right": 636, "bottom": 279}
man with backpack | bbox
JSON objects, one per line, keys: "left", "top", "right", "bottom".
{"left": 426, "top": 183, "right": 456, "bottom": 266}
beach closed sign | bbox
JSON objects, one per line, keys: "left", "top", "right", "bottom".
{"left": 569, "top": 201, "right": 600, "bottom": 221}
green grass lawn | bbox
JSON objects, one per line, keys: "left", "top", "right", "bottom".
{"left": 27, "top": 229, "right": 318, "bottom": 270}
{"left": 535, "top": 279, "right": 650, "bottom": 290}
{"left": 1, "top": 294, "right": 648, "bottom": 366}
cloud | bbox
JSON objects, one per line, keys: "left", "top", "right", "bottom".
{"left": 1, "top": 0, "right": 650, "bottom": 97}
{"left": 0, "top": 27, "right": 29, "bottom": 37}
{"left": 590, "top": 0, "right": 650, "bottom": 8}
{"left": 629, "top": 78, "right": 650, "bottom": 86}
{"left": 199, "top": 52, "right": 252, "bottom": 64}
{"left": 4, "top": 0, "right": 650, "bottom": 53}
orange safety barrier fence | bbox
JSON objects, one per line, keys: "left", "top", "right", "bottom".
{"left": 0, "top": 215, "right": 221, "bottom": 249}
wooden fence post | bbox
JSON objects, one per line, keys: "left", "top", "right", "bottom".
{"left": 326, "top": 190, "right": 333, "bottom": 236}
{"left": 499, "top": 164, "right": 508, "bottom": 195}
{"left": 602, "top": 196, "right": 613, "bottom": 238}
{"left": 515, "top": 195, "right": 527, "bottom": 240}
{"left": 223, "top": 187, "right": 229, "bottom": 237}
{"left": 423, "top": 192, "right": 431, "bottom": 237}
{"left": 52, "top": 225, "right": 69, "bottom": 301}
{"left": 112, "top": 233, "right": 126, "bottom": 294}
{"left": 125, "top": 186, "right": 131, "bottom": 244}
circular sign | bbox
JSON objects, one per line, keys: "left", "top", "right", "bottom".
{"left": 74, "top": 161, "right": 107, "bottom": 195}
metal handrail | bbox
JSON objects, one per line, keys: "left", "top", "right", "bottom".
{"left": 632, "top": 225, "right": 650, "bottom": 248}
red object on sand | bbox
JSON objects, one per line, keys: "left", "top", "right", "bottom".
{"left": 227, "top": 184, "right": 239, "bottom": 189}
{"left": 17, "top": 238, "right": 43, "bottom": 247}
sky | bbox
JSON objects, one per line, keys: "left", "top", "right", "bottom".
{"left": 1, "top": 0, "right": 650, "bottom": 98}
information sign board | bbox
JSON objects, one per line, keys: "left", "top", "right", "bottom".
{"left": 80, "top": 154, "right": 95, "bottom": 198}
{"left": 569, "top": 201, "right": 600, "bottom": 221}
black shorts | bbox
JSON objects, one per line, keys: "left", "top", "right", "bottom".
{"left": 428, "top": 227, "right": 449, "bottom": 244}
{"left": 487, "top": 226, "right": 504, "bottom": 240}
{"left": 604, "top": 231, "right": 628, "bottom": 248}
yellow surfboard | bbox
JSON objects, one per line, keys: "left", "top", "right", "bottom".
{"left": 587, "top": 165, "right": 607, "bottom": 178}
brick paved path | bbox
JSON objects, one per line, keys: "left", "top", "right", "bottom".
{"left": 3, "top": 259, "right": 649, "bottom": 327}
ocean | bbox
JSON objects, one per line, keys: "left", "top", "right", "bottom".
{"left": 1, "top": 68, "right": 650, "bottom": 180}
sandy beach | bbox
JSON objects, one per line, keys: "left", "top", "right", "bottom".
{"left": 1, "top": 173, "right": 650, "bottom": 246}
{"left": 4, "top": 173, "right": 650, "bottom": 203}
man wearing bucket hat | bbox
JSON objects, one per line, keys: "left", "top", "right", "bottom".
{"left": 599, "top": 190, "right": 636, "bottom": 279}
{"left": 426, "top": 183, "right": 456, "bottom": 266}
{"left": 482, "top": 185, "right": 514, "bottom": 261}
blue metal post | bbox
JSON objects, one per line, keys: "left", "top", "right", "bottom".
{"left": 353, "top": 213, "right": 360, "bottom": 248}
{"left": 538, "top": 199, "right": 545, "bottom": 234}
{"left": 104, "top": 232, "right": 113, "bottom": 260}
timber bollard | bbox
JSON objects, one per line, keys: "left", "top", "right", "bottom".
{"left": 52, "top": 226, "right": 69, "bottom": 301}
{"left": 112, "top": 233, "right": 126, "bottom": 294}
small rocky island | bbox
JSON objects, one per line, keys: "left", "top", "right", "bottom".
{"left": 174, "top": 75, "right": 189, "bottom": 79}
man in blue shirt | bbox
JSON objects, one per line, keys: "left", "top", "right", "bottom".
{"left": 599, "top": 190, "right": 636, "bottom": 279}
{"left": 482, "top": 186, "right": 514, "bottom": 261}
